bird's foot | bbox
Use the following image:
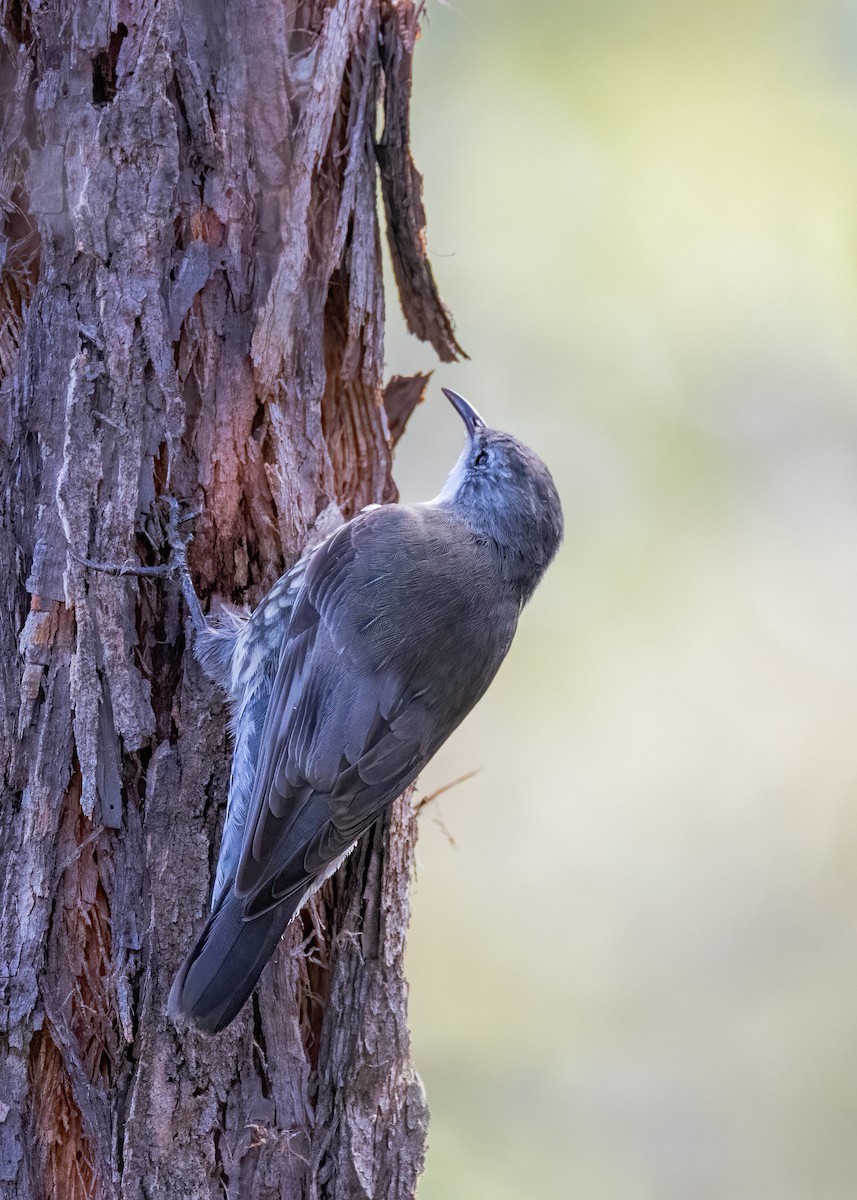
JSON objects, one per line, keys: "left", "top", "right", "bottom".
{"left": 72, "top": 496, "right": 208, "bottom": 633}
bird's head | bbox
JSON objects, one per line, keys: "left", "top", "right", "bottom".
{"left": 433, "top": 388, "right": 564, "bottom": 605}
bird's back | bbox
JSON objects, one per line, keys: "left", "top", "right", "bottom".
{"left": 230, "top": 503, "right": 518, "bottom": 905}
{"left": 172, "top": 503, "right": 520, "bottom": 1030}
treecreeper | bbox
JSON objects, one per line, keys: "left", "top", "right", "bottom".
{"left": 163, "top": 388, "right": 564, "bottom": 1031}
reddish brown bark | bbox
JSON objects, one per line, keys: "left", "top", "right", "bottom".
{"left": 0, "top": 1, "right": 461, "bottom": 1196}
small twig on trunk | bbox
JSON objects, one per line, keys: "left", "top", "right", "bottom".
{"left": 414, "top": 769, "right": 480, "bottom": 814}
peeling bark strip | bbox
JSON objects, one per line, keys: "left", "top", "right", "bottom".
{"left": 0, "top": 2, "right": 461, "bottom": 1197}
{"left": 383, "top": 373, "right": 431, "bottom": 448}
{"left": 376, "top": 6, "right": 466, "bottom": 364}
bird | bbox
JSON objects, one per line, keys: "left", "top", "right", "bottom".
{"left": 167, "top": 387, "right": 564, "bottom": 1032}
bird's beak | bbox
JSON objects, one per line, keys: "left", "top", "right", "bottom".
{"left": 442, "top": 388, "right": 486, "bottom": 439}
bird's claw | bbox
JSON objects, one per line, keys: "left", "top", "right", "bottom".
{"left": 71, "top": 496, "right": 208, "bottom": 633}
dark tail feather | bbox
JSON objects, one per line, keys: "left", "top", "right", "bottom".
{"left": 168, "top": 889, "right": 296, "bottom": 1033}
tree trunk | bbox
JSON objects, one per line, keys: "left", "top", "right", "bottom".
{"left": 0, "top": 1, "right": 461, "bottom": 1196}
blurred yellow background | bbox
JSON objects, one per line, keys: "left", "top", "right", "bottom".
{"left": 386, "top": 1, "right": 857, "bottom": 1197}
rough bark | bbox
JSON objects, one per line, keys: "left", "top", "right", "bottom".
{"left": 0, "top": 2, "right": 461, "bottom": 1197}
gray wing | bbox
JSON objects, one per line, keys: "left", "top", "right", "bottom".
{"left": 231, "top": 504, "right": 517, "bottom": 919}
{"left": 209, "top": 553, "right": 313, "bottom": 906}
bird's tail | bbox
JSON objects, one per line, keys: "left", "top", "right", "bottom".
{"left": 168, "top": 888, "right": 296, "bottom": 1033}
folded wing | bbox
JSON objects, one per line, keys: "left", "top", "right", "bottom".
{"left": 170, "top": 504, "right": 517, "bottom": 1030}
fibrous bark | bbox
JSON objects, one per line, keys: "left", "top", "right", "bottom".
{"left": 0, "top": 2, "right": 460, "bottom": 1196}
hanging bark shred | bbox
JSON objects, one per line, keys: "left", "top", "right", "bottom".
{"left": 383, "top": 373, "right": 431, "bottom": 448}
{"left": 375, "top": 4, "right": 466, "bottom": 363}
{"left": 0, "top": 1, "right": 463, "bottom": 1196}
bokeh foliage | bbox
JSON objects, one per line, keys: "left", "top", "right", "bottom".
{"left": 389, "top": 2, "right": 857, "bottom": 1196}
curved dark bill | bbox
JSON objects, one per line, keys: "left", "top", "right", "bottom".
{"left": 442, "top": 388, "right": 486, "bottom": 437}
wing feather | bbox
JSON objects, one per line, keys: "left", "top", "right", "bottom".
{"left": 230, "top": 505, "right": 518, "bottom": 920}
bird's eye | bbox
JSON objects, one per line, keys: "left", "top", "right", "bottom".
{"left": 473, "top": 449, "right": 489, "bottom": 468}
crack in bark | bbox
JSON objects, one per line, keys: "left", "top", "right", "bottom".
{"left": 27, "top": 1025, "right": 97, "bottom": 1200}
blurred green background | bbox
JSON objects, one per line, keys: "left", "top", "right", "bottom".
{"left": 385, "top": 1, "right": 857, "bottom": 1197}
